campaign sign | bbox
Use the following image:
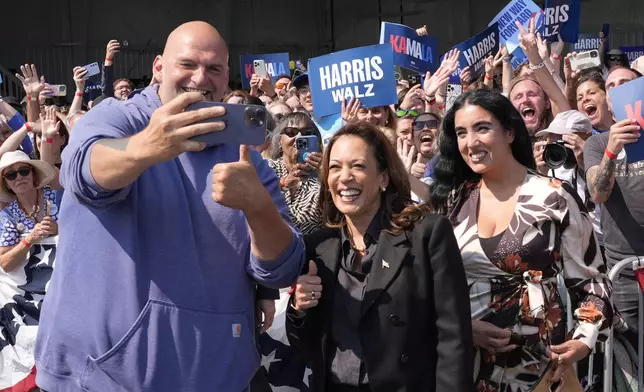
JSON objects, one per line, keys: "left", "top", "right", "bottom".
{"left": 239, "top": 52, "right": 290, "bottom": 89}
{"left": 84, "top": 81, "right": 102, "bottom": 102}
{"left": 511, "top": 48, "right": 529, "bottom": 70}
{"left": 570, "top": 33, "right": 605, "bottom": 52}
{"left": 379, "top": 22, "right": 438, "bottom": 74}
{"left": 621, "top": 46, "right": 644, "bottom": 63}
{"left": 543, "top": 0, "right": 580, "bottom": 43}
{"left": 608, "top": 77, "right": 644, "bottom": 162}
{"left": 490, "top": 0, "right": 544, "bottom": 54}
{"left": 447, "top": 23, "right": 500, "bottom": 84}
{"left": 308, "top": 44, "right": 397, "bottom": 119}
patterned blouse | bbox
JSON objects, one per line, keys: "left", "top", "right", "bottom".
{"left": 268, "top": 158, "right": 323, "bottom": 235}
{"left": 0, "top": 186, "right": 61, "bottom": 247}
{"left": 448, "top": 172, "right": 612, "bottom": 392}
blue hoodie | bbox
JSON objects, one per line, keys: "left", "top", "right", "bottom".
{"left": 35, "top": 87, "right": 305, "bottom": 391}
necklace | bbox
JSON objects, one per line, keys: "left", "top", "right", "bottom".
{"left": 17, "top": 189, "right": 42, "bottom": 222}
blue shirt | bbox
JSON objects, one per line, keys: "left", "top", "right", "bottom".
{"left": 34, "top": 87, "right": 305, "bottom": 392}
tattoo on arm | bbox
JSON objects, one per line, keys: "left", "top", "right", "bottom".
{"left": 589, "top": 156, "right": 617, "bottom": 202}
{"left": 96, "top": 137, "right": 131, "bottom": 152}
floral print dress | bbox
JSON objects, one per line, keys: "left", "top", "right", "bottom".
{"left": 448, "top": 172, "right": 612, "bottom": 392}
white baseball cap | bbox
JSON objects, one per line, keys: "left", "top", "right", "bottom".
{"left": 534, "top": 110, "right": 593, "bottom": 138}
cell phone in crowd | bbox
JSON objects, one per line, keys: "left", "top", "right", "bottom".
{"left": 601, "top": 23, "right": 610, "bottom": 38}
{"left": 570, "top": 50, "right": 601, "bottom": 72}
{"left": 44, "top": 84, "right": 67, "bottom": 97}
{"left": 253, "top": 60, "right": 268, "bottom": 79}
{"left": 185, "top": 101, "right": 268, "bottom": 147}
{"left": 81, "top": 62, "right": 101, "bottom": 80}
{"left": 296, "top": 135, "right": 321, "bottom": 177}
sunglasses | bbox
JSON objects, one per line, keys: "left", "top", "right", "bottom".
{"left": 275, "top": 82, "right": 289, "bottom": 89}
{"left": 283, "top": 126, "right": 316, "bottom": 138}
{"left": 608, "top": 56, "right": 622, "bottom": 62}
{"left": 396, "top": 109, "right": 420, "bottom": 118}
{"left": 3, "top": 166, "right": 32, "bottom": 181}
{"left": 413, "top": 117, "right": 439, "bottom": 132}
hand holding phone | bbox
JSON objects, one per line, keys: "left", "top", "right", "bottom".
{"left": 186, "top": 101, "right": 268, "bottom": 147}
{"left": 44, "top": 84, "right": 67, "bottom": 97}
{"left": 569, "top": 50, "right": 601, "bottom": 72}
{"left": 81, "top": 62, "right": 101, "bottom": 79}
{"left": 253, "top": 60, "right": 268, "bottom": 79}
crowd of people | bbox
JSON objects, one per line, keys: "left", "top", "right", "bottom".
{"left": 0, "top": 13, "right": 642, "bottom": 392}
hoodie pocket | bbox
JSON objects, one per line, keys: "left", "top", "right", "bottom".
{"left": 80, "top": 299, "right": 259, "bottom": 392}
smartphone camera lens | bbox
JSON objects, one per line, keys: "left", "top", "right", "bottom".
{"left": 121, "top": 40, "right": 129, "bottom": 47}
{"left": 590, "top": 51, "right": 597, "bottom": 58}
{"left": 246, "top": 107, "right": 267, "bottom": 127}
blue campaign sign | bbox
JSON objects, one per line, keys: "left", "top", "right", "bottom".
{"left": 621, "top": 46, "right": 644, "bottom": 63}
{"left": 608, "top": 77, "right": 644, "bottom": 162}
{"left": 447, "top": 23, "right": 500, "bottom": 84}
{"left": 379, "top": 22, "right": 438, "bottom": 74}
{"left": 84, "top": 81, "right": 102, "bottom": 102}
{"left": 490, "top": 0, "right": 544, "bottom": 54}
{"left": 570, "top": 33, "right": 605, "bottom": 52}
{"left": 239, "top": 52, "right": 290, "bottom": 89}
{"left": 511, "top": 48, "right": 529, "bottom": 70}
{"left": 307, "top": 44, "right": 397, "bottom": 119}
{"left": 543, "top": 0, "right": 580, "bottom": 43}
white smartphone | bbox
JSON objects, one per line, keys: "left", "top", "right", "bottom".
{"left": 253, "top": 60, "right": 268, "bottom": 78}
{"left": 570, "top": 50, "right": 602, "bottom": 72}
{"left": 44, "top": 84, "right": 67, "bottom": 97}
{"left": 81, "top": 62, "right": 101, "bottom": 79}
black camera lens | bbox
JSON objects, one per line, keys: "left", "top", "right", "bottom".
{"left": 245, "top": 106, "right": 267, "bottom": 127}
{"left": 543, "top": 141, "right": 576, "bottom": 170}
{"left": 590, "top": 50, "right": 597, "bottom": 58}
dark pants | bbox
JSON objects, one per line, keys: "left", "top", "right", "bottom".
{"left": 613, "top": 273, "right": 641, "bottom": 350}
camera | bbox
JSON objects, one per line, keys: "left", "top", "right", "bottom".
{"left": 590, "top": 50, "right": 598, "bottom": 58}
{"left": 244, "top": 106, "right": 267, "bottom": 128}
{"left": 543, "top": 140, "right": 576, "bottom": 170}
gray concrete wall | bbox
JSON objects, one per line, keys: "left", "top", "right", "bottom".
{"left": 0, "top": 0, "right": 642, "bottom": 94}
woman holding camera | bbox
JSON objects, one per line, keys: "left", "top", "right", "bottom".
{"left": 286, "top": 122, "right": 474, "bottom": 392}
{"left": 431, "top": 90, "right": 612, "bottom": 391}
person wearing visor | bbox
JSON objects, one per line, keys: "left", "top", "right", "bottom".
{"left": 604, "top": 49, "right": 630, "bottom": 72}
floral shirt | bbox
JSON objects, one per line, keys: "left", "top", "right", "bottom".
{"left": 448, "top": 172, "right": 612, "bottom": 391}
{"left": 0, "top": 186, "right": 61, "bottom": 247}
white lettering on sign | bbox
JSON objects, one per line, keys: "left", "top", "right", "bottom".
{"left": 463, "top": 32, "right": 497, "bottom": 67}
{"left": 545, "top": 4, "right": 569, "bottom": 25}
{"left": 319, "top": 56, "right": 384, "bottom": 91}
{"left": 575, "top": 38, "right": 602, "bottom": 51}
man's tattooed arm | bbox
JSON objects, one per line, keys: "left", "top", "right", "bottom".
{"left": 587, "top": 155, "right": 617, "bottom": 204}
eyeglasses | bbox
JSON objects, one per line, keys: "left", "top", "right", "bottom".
{"left": 396, "top": 109, "right": 420, "bottom": 118}
{"left": 413, "top": 116, "right": 439, "bottom": 132}
{"left": 275, "top": 82, "right": 289, "bottom": 89}
{"left": 283, "top": 126, "right": 316, "bottom": 138}
{"left": 3, "top": 166, "right": 32, "bottom": 181}
{"left": 297, "top": 87, "right": 310, "bottom": 96}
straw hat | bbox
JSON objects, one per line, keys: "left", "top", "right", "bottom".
{"left": 0, "top": 151, "right": 56, "bottom": 202}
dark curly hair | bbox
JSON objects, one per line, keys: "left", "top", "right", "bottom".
{"left": 429, "top": 90, "right": 536, "bottom": 214}
{"left": 321, "top": 122, "right": 429, "bottom": 234}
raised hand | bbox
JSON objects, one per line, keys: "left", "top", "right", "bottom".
{"left": 292, "top": 260, "right": 322, "bottom": 311}
{"left": 399, "top": 84, "right": 425, "bottom": 109}
{"left": 15, "top": 64, "right": 46, "bottom": 97}
{"left": 516, "top": 16, "right": 542, "bottom": 65}
{"left": 460, "top": 66, "right": 473, "bottom": 86}
{"left": 536, "top": 32, "right": 550, "bottom": 60}
{"left": 416, "top": 24, "right": 428, "bottom": 36}
{"left": 73, "top": 66, "right": 88, "bottom": 91}
{"left": 259, "top": 76, "right": 276, "bottom": 98}
{"left": 105, "top": 40, "right": 121, "bottom": 64}
{"left": 607, "top": 118, "right": 641, "bottom": 155}
{"left": 563, "top": 52, "right": 580, "bottom": 83}
{"left": 40, "top": 106, "right": 61, "bottom": 139}
{"left": 341, "top": 97, "right": 361, "bottom": 123}
{"left": 397, "top": 137, "right": 416, "bottom": 173}
{"left": 551, "top": 34, "right": 565, "bottom": 59}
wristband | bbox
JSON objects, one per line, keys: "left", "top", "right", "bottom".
{"left": 485, "top": 74, "right": 494, "bottom": 81}
{"left": 288, "top": 283, "right": 297, "bottom": 296}
{"left": 24, "top": 123, "right": 32, "bottom": 133}
{"left": 21, "top": 239, "right": 32, "bottom": 248}
{"left": 105, "top": 57, "right": 112, "bottom": 62}
{"left": 280, "top": 177, "right": 287, "bottom": 189}
{"left": 75, "top": 91, "right": 84, "bottom": 97}
{"left": 438, "top": 105, "right": 446, "bottom": 111}
{"left": 550, "top": 53, "right": 562, "bottom": 60}
{"left": 605, "top": 148, "right": 618, "bottom": 160}
{"left": 45, "top": 138, "right": 54, "bottom": 144}
{"left": 427, "top": 98, "right": 436, "bottom": 105}
{"left": 462, "top": 85, "right": 469, "bottom": 91}
{"left": 26, "top": 95, "right": 32, "bottom": 101}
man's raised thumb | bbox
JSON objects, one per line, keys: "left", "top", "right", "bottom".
{"left": 307, "top": 260, "right": 318, "bottom": 276}
{"left": 239, "top": 144, "right": 251, "bottom": 163}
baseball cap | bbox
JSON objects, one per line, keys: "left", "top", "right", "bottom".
{"left": 534, "top": 110, "right": 592, "bottom": 138}
{"left": 292, "top": 74, "right": 309, "bottom": 90}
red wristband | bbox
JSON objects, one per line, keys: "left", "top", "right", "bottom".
{"left": 75, "top": 92, "right": 84, "bottom": 97}
{"left": 45, "top": 138, "right": 54, "bottom": 144}
{"left": 605, "top": 148, "right": 618, "bottom": 160}
{"left": 438, "top": 105, "right": 446, "bottom": 111}
{"left": 105, "top": 57, "right": 112, "bottom": 62}
{"left": 550, "top": 53, "right": 562, "bottom": 60}
{"left": 288, "top": 283, "right": 297, "bottom": 296}
{"left": 428, "top": 98, "right": 436, "bottom": 105}
{"left": 462, "top": 85, "right": 469, "bottom": 91}
{"left": 26, "top": 95, "right": 32, "bottom": 101}
{"left": 280, "top": 177, "right": 287, "bottom": 188}
{"left": 21, "top": 239, "right": 32, "bottom": 248}
{"left": 24, "top": 123, "right": 32, "bottom": 133}
{"left": 485, "top": 74, "right": 494, "bottom": 81}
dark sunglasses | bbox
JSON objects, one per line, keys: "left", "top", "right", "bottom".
{"left": 412, "top": 117, "right": 439, "bottom": 132}
{"left": 608, "top": 55, "right": 622, "bottom": 62}
{"left": 396, "top": 109, "right": 420, "bottom": 118}
{"left": 4, "top": 166, "right": 32, "bottom": 181}
{"left": 283, "top": 126, "right": 316, "bottom": 138}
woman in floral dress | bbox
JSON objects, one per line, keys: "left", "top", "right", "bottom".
{"left": 430, "top": 89, "right": 612, "bottom": 391}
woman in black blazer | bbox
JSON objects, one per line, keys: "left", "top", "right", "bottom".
{"left": 286, "top": 122, "right": 474, "bottom": 392}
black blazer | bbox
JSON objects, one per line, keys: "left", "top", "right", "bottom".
{"left": 286, "top": 213, "right": 474, "bottom": 392}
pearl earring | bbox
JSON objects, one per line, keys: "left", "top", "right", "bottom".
{"left": 381, "top": 186, "right": 386, "bottom": 192}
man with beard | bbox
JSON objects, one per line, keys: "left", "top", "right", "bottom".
{"left": 509, "top": 76, "right": 552, "bottom": 137}
{"left": 35, "top": 21, "right": 304, "bottom": 391}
